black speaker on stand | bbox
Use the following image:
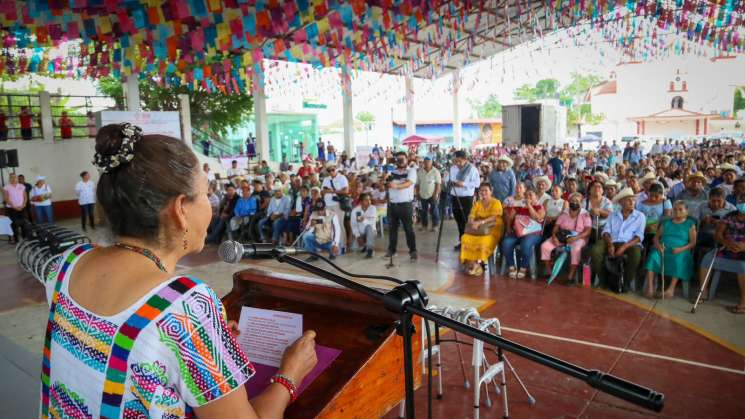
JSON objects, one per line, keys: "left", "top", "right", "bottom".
{"left": 7, "top": 149, "right": 18, "bottom": 169}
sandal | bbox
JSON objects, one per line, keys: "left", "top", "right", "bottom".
{"left": 516, "top": 268, "right": 527, "bottom": 279}
{"left": 727, "top": 305, "right": 745, "bottom": 314}
{"left": 508, "top": 266, "right": 518, "bottom": 279}
{"left": 472, "top": 265, "right": 484, "bottom": 276}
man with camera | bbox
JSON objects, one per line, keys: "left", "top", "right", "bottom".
{"left": 351, "top": 193, "right": 377, "bottom": 258}
{"left": 449, "top": 150, "right": 480, "bottom": 250}
{"left": 386, "top": 151, "right": 418, "bottom": 261}
{"left": 302, "top": 199, "right": 342, "bottom": 261}
{"left": 321, "top": 161, "right": 349, "bottom": 249}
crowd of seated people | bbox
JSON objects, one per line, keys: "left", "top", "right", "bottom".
{"left": 203, "top": 138, "right": 745, "bottom": 314}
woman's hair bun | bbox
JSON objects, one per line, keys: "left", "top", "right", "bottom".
{"left": 95, "top": 124, "right": 126, "bottom": 157}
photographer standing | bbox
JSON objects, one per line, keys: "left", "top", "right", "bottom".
{"left": 450, "top": 150, "right": 480, "bottom": 250}
{"left": 386, "top": 151, "right": 418, "bottom": 260}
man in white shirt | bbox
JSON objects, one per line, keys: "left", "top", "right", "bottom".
{"left": 416, "top": 156, "right": 441, "bottom": 232}
{"left": 227, "top": 160, "right": 245, "bottom": 180}
{"left": 75, "top": 171, "right": 96, "bottom": 231}
{"left": 203, "top": 163, "right": 216, "bottom": 183}
{"left": 321, "top": 162, "right": 349, "bottom": 248}
{"left": 351, "top": 193, "right": 377, "bottom": 258}
{"left": 386, "top": 151, "right": 418, "bottom": 260}
{"left": 449, "top": 150, "right": 480, "bottom": 250}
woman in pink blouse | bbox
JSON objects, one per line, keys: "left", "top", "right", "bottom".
{"left": 540, "top": 192, "right": 593, "bottom": 280}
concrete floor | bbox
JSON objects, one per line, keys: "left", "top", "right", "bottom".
{"left": 1, "top": 219, "right": 743, "bottom": 418}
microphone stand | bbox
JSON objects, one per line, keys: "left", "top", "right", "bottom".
{"left": 268, "top": 250, "right": 665, "bottom": 418}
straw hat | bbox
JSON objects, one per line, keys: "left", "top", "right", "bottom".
{"left": 604, "top": 179, "right": 619, "bottom": 189}
{"left": 594, "top": 172, "right": 609, "bottom": 183}
{"left": 687, "top": 171, "right": 707, "bottom": 183}
{"left": 497, "top": 155, "right": 513, "bottom": 168}
{"left": 639, "top": 172, "right": 657, "bottom": 185}
{"left": 718, "top": 163, "right": 738, "bottom": 173}
{"left": 613, "top": 187, "right": 638, "bottom": 204}
{"left": 326, "top": 161, "right": 337, "bottom": 169}
{"left": 533, "top": 175, "right": 551, "bottom": 188}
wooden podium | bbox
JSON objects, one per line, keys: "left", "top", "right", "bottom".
{"left": 222, "top": 267, "right": 422, "bottom": 419}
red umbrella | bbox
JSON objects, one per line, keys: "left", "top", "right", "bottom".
{"left": 402, "top": 134, "right": 428, "bottom": 145}
{"left": 402, "top": 135, "right": 443, "bottom": 145}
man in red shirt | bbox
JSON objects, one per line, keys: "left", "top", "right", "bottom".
{"left": 59, "top": 111, "right": 73, "bottom": 139}
{"left": 297, "top": 157, "right": 315, "bottom": 178}
{"left": 19, "top": 106, "right": 33, "bottom": 140}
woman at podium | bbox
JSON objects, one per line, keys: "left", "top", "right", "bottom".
{"left": 40, "top": 123, "right": 317, "bottom": 418}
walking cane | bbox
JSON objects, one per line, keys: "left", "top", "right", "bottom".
{"left": 660, "top": 244, "right": 665, "bottom": 300}
{"left": 691, "top": 247, "right": 718, "bottom": 313}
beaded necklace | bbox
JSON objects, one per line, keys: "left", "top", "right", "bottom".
{"left": 114, "top": 243, "right": 168, "bottom": 273}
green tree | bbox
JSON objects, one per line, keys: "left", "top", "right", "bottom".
{"left": 355, "top": 111, "right": 375, "bottom": 145}
{"left": 96, "top": 76, "right": 253, "bottom": 138}
{"left": 513, "top": 75, "right": 604, "bottom": 133}
{"left": 467, "top": 94, "right": 502, "bottom": 118}
{"left": 734, "top": 87, "right": 745, "bottom": 116}
{"left": 514, "top": 79, "right": 561, "bottom": 102}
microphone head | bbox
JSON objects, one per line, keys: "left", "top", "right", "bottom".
{"left": 218, "top": 240, "right": 244, "bottom": 264}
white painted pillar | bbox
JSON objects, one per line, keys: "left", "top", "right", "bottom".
{"left": 253, "top": 68, "right": 270, "bottom": 162}
{"left": 39, "top": 91, "right": 54, "bottom": 142}
{"left": 405, "top": 75, "right": 415, "bottom": 137}
{"left": 452, "top": 70, "right": 462, "bottom": 149}
{"left": 341, "top": 69, "right": 354, "bottom": 154}
{"left": 178, "top": 94, "right": 192, "bottom": 147}
{"left": 124, "top": 75, "right": 141, "bottom": 112}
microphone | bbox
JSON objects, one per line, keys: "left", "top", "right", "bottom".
{"left": 218, "top": 241, "right": 306, "bottom": 264}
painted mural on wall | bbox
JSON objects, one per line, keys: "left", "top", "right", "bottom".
{"left": 392, "top": 120, "right": 502, "bottom": 149}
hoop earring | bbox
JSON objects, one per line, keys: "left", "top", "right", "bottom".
{"left": 183, "top": 229, "right": 189, "bottom": 250}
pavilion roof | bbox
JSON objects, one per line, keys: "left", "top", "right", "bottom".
{"left": 0, "top": 1, "right": 743, "bottom": 94}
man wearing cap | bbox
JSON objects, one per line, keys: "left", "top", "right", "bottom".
{"left": 450, "top": 150, "right": 481, "bottom": 250}
{"left": 386, "top": 151, "right": 418, "bottom": 260}
{"left": 590, "top": 187, "right": 646, "bottom": 291}
{"left": 488, "top": 155, "right": 516, "bottom": 202}
{"left": 303, "top": 199, "right": 341, "bottom": 261}
{"left": 416, "top": 156, "right": 441, "bottom": 232}
{"left": 258, "top": 182, "right": 292, "bottom": 244}
{"left": 321, "top": 161, "right": 349, "bottom": 249}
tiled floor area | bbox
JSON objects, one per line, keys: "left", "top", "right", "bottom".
{"left": 1, "top": 219, "right": 743, "bottom": 418}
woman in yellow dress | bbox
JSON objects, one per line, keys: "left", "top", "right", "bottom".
{"left": 461, "top": 183, "right": 504, "bottom": 276}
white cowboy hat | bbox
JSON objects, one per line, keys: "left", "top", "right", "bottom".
{"left": 604, "top": 179, "right": 619, "bottom": 189}
{"left": 718, "top": 163, "right": 738, "bottom": 173}
{"left": 497, "top": 155, "right": 513, "bottom": 168}
{"left": 325, "top": 161, "right": 337, "bottom": 169}
{"left": 594, "top": 172, "right": 609, "bottom": 183}
{"left": 613, "top": 187, "right": 638, "bottom": 204}
{"left": 639, "top": 172, "right": 657, "bottom": 185}
{"left": 533, "top": 175, "right": 551, "bottom": 188}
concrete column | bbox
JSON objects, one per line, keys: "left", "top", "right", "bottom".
{"left": 253, "top": 69, "right": 270, "bottom": 162}
{"left": 124, "top": 75, "right": 141, "bottom": 112}
{"left": 341, "top": 69, "right": 354, "bottom": 154}
{"left": 39, "top": 91, "right": 54, "bottom": 142}
{"left": 452, "top": 70, "right": 462, "bottom": 149}
{"left": 178, "top": 94, "right": 192, "bottom": 147}
{"left": 405, "top": 75, "right": 415, "bottom": 137}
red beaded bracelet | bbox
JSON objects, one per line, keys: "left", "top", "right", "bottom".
{"left": 270, "top": 373, "right": 298, "bottom": 403}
